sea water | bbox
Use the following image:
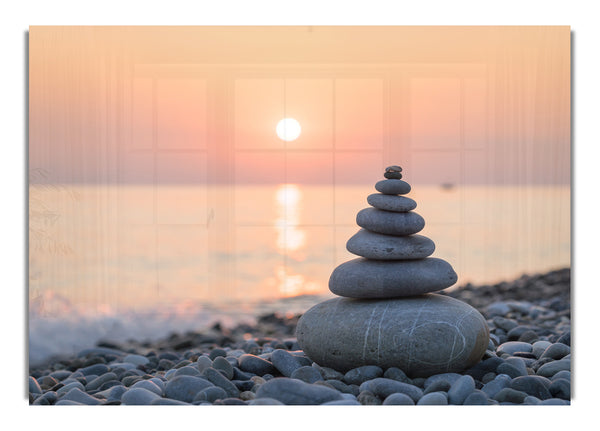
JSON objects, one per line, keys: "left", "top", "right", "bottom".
{"left": 28, "top": 184, "right": 570, "bottom": 365}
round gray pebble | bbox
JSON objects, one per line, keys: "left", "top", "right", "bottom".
{"left": 164, "top": 375, "right": 214, "bottom": 403}
{"left": 383, "top": 392, "right": 415, "bottom": 405}
{"left": 121, "top": 387, "right": 161, "bottom": 405}
{"left": 448, "top": 374, "right": 475, "bottom": 405}
{"left": 417, "top": 392, "right": 448, "bottom": 405}
{"left": 290, "top": 366, "right": 323, "bottom": 384}
{"left": 343, "top": 365, "right": 383, "bottom": 385}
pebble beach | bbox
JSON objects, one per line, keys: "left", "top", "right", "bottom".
{"left": 28, "top": 267, "right": 571, "bottom": 406}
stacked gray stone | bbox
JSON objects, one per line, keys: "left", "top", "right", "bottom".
{"left": 297, "top": 166, "right": 490, "bottom": 377}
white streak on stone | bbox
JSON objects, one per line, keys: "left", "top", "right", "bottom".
{"left": 377, "top": 303, "right": 390, "bottom": 363}
{"left": 406, "top": 296, "right": 430, "bottom": 369}
{"left": 362, "top": 305, "right": 379, "bottom": 361}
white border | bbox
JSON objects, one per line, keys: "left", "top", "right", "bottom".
{"left": 3, "top": 1, "right": 598, "bottom": 429}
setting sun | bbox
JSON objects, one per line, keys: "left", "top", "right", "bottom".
{"left": 276, "top": 118, "right": 301, "bottom": 142}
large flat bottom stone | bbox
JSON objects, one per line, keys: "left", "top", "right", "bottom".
{"left": 296, "top": 295, "right": 489, "bottom": 377}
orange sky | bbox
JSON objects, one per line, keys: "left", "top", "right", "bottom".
{"left": 29, "top": 26, "right": 570, "bottom": 185}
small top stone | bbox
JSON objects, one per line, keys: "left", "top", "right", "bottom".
{"left": 385, "top": 165, "right": 402, "bottom": 173}
{"left": 384, "top": 165, "right": 403, "bottom": 179}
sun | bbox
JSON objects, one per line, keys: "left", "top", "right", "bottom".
{"left": 276, "top": 118, "right": 301, "bottom": 142}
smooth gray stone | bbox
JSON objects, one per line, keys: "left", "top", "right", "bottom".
{"left": 346, "top": 229, "right": 434, "bottom": 260}
{"left": 357, "top": 391, "right": 382, "bottom": 405}
{"left": 463, "top": 390, "right": 490, "bottom": 405}
{"left": 105, "top": 385, "right": 127, "bottom": 402}
{"left": 39, "top": 376, "right": 60, "bottom": 390}
{"left": 423, "top": 380, "right": 451, "bottom": 395}
{"left": 56, "top": 381, "right": 85, "bottom": 397}
{"left": 383, "top": 367, "right": 411, "bottom": 384}
{"left": 49, "top": 370, "right": 72, "bottom": 381}
{"left": 319, "top": 366, "right": 344, "bottom": 381}
{"left": 417, "top": 392, "right": 448, "bottom": 405}
{"left": 540, "top": 343, "right": 570, "bottom": 360}
{"left": 448, "top": 375, "right": 475, "bottom": 405}
{"left": 497, "top": 363, "right": 525, "bottom": 379}
{"left": 384, "top": 171, "right": 402, "bottom": 179}
{"left": 356, "top": 208, "right": 424, "bottom": 235}
{"left": 329, "top": 257, "right": 457, "bottom": 298}
{"left": 255, "top": 377, "right": 343, "bottom": 405}
{"left": 131, "top": 380, "right": 163, "bottom": 396}
{"left": 551, "top": 370, "right": 571, "bottom": 382}
{"left": 29, "top": 376, "right": 42, "bottom": 394}
{"left": 343, "top": 365, "right": 383, "bottom": 385}
{"left": 359, "top": 379, "right": 423, "bottom": 402}
{"left": 510, "top": 376, "right": 552, "bottom": 400}
{"left": 121, "top": 387, "right": 161, "bottom": 405}
{"left": 297, "top": 295, "right": 488, "bottom": 377}
{"left": 85, "top": 372, "right": 118, "bottom": 391}
{"left": 385, "top": 165, "right": 402, "bottom": 173}
{"left": 382, "top": 392, "right": 415, "bottom": 405}
{"left": 60, "top": 388, "right": 102, "bottom": 405}
{"left": 524, "top": 395, "right": 542, "bottom": 405}
{"left": 322, "top": 379, "right": 355, "bottom": 395}
{"left": 164, "top": 375, "right": 214, "bottom": 403}
{"left": 375, "top": 179, "right": 411, "bottom": 195}
{"left": 494, "top": 388, "right": 528, "bottom": 404}
{"left": 549, "top": 378, "right": 571, "bottom": 400}
{"left": 532, "top": 341, "right": 553, "bottom": 358}
{"left": 290, "top": 366, "right": 322, "bottom": 384}
{"left": 149, "top": 378, "right": 165, "bottom": 392}
{"left": 174, "top": 365, "right": 201, "bottom": 377}
{"left": 270, "top": 349, "right": 303, "bottom": 377}
{"left": 423, "top": 373, "right": 462, "bottom": 389}
{"left": 202, "top": 367, "right": 239, "bottom": 398}
{"left": 193, "top": 386, "right": 228, "bottom": 403}
{"left": 238, "top": 354, "right": 278, "bottom": 376}
{"left": 367, "top": 194, "right": 416, "bottom": 212}
{"left": 195, "top": 356, "right": 213, "bottom": 373}
{"left": 212, "top": 356, "right": 234, "bottom": 380}
{"left": 33, "top": 391, "right": 58, "bottom": 405}
{"left": 492, "top": 317, "right": 519, "bottom": 332}
{"left": 505, "top": 357, "right": 528, "bottom": 376}
{"left": 537, "top": 359, "right": 571, "bottom": 377}
{"left": 496, "top": 341, "right": 533, "bottom": 356}
{"left": 78, "top": 364, "right": 109, "bottom": 376}
{"left": 481, "top": 374, "right": 512, "bottom": 398}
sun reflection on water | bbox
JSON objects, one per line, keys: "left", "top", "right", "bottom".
{"left": 274, "top": 184, "right": 305, "bottom": 253}
{"left": 272, "top": 184, "right": 321, "bottom": 296}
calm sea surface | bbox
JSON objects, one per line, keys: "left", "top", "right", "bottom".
{"left": 28, "top": 184, "right": 570, "bottom": 364}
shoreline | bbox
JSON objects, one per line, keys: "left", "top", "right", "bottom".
{"left": 29, "top": 267, "right": 570, "bottom": 405}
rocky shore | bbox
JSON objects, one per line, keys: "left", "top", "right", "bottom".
{"left": 28, "top": 267, "right": 570, "bottom": 405}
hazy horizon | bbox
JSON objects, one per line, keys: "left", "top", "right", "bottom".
{"left": 29, "top": 26, "right": 570, "bottom": 187}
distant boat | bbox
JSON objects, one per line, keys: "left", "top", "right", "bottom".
{"left": 440, "top": 182, "right": 455, "bottom": 191}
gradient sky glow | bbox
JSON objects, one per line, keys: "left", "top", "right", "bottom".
{"left": 29, "top": 26, "right": 570, "bottom": 185}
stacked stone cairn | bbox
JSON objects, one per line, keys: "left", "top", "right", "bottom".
{"left": 296, "top": 166, "right": 490, "bottom": 377}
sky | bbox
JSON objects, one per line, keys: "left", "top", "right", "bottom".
{"left": 28, "top": 26, "right": 570, "bottom": 185}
